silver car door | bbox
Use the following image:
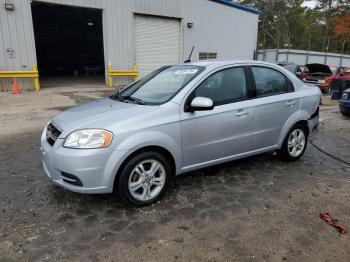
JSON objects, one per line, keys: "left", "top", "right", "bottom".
{"left": 250, "top": 66, "right": 300, "bottom": 150}
{"left": 180, "top": 66, "right": 254, "bottom": 168}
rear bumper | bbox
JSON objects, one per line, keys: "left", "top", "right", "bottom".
{"left": 303, "top": 81, "right": 328, "bottom": 91}
{"left": 317, "top": 84, "right": 328, "bottom": 91}
{"left": 307, "top": 109, "right": 319, "bottom": 135}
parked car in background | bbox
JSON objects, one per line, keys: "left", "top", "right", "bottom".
{"left": 325, "top": 66, "right": 350, "bottom": 87}
{"left": 41, "top": 61, "right": 321, "bottom": 206}
{"left": 302, "top": 63, "right": 333, "bottom": 92}
{"left": 330, "top": 66, "right": 348, "bottom": 76}
{"left": 277, "top": 62, "right": 303, "bottom": 80}
{"left": 339, "top": 88, "right": 350, "bottom": 116}
{"left": 330, "top": 76, "right": 350, "bottom": 100}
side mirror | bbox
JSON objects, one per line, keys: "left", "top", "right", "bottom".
{"left": 188, "top": 97, "right": 214, "bottom": 112}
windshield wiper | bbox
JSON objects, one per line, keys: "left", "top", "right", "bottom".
{"left": 110, "top": 93, "right": 145, "bottom": 105}
{"left": 123, "top": 96, "right": 145, "bottom": 105}
{"left": 110, "top": 93, "right": 125, "bottom": 102}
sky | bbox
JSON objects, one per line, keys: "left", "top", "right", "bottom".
{"left": 302, "top": 0, "right": 317, "bottom": 9}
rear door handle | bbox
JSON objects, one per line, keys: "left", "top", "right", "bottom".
{"left": 235, "top": 110, "right": 249, "bottom": 117}
{"left": 286, "top": 101, "right": 296, "bottom": 107}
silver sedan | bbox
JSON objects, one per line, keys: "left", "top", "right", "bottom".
{"left": 41, "top": 60, "right": 321, "bottom": 206}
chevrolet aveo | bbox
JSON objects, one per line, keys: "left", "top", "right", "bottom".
{"left": 41, "top": 61, "right": 321, "bottom": 206}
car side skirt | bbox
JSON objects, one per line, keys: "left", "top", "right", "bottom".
{"left": 178, "top": 145, "right": 278, "bottom": 174}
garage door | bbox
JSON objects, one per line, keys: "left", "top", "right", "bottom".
{"left": 134, "top": 15, "right": 181, "bottom": 78}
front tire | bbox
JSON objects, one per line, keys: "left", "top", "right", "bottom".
{"left": 116, "top": 151, "right": 172, "bottom": 207}
{"left": 277, "top": 124, "right": 308, "bottom": 162}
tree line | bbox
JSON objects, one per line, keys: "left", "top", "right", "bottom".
{"left": 239, "top": 0, "right": 350, "bottom": 54}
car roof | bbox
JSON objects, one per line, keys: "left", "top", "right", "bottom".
{"left": 180, "top": 60, "right": 300, "bottom": 82}
{"left": 276, "top": 62, "right": 298, "bottom": 66}
{"left": 187, "top": 60, "right": 280, "bottom": 68}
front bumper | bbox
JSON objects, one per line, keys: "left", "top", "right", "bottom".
{"left": 40, "top": 127, "right": 131, "bottom": 194}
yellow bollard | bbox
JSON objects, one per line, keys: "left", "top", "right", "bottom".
{"left": 108, "top": 63, "right": 113, "bottom": 87}
{"left": 32, "top": 64, "right": 40, "bottom": 91}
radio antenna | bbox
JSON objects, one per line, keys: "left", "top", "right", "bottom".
{"left": 184, "top": 46, "right": 195, "bottom": 63}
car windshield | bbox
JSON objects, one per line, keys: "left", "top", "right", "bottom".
{"left": 116, "top": 65, "right": 204, "bottom": 105}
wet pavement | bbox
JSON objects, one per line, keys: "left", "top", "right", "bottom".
{"left": 0, "top": 90, "right": 349, "bottom": 261}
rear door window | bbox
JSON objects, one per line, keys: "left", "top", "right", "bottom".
{"left": 251, "top": 67, "right": 289, "bottom": 97}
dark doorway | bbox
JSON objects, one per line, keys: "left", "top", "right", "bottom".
{"left": 31, "top": 2, "right": 105, "bottom": 87}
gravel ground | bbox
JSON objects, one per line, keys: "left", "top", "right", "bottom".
{"left": 0, "top": 89, "right": 349, "bottom": 262}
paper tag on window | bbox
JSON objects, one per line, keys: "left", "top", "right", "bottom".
{"left": 174, "top": 69, "right": 198, "bottom": 75}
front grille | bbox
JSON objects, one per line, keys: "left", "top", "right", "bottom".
{"left": 46, "top": 123, "right": 62, "bottom": 146}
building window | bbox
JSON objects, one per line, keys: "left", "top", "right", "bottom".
{"left": 199, "top": 52, "right": 217, "bottom": 60}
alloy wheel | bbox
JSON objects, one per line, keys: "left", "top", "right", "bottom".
{"left": 287, "top": 128, "right": 306, "bottom": 158}
{"left": 128, "top": 159, "right": 166, "bottom": 202}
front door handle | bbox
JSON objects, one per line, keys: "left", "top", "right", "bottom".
{"left": 235, "top": 110, "right": 249, "bottom": 117}
{"left": 286, "top": 101, "right": 296, "bottom": 107}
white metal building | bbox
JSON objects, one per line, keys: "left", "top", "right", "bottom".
{"left": 0, "top": 0, "right": 259, "bottom": 91}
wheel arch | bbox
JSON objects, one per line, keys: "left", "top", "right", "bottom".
{"left": 293, "top": 120, "right": 309, "bottom": 135}
{"left": 278, "top": 110, "right": 310, "bottom": 148}
{"left": 113, "top": 145, "right": 176, "bottom": 192}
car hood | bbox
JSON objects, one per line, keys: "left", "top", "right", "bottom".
{"left": 51, "top": 98, "right": 159, "bottom": 137}
{"left": 306, "top": 63, "right": 332, "bottom": 75}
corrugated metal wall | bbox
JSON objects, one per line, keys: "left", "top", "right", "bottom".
{"left": 258, "top": 49, "right": 350, "bottom": 67}
{"left": 0, "top": 0, "right": 37, "bottom": 90}
{"left": 0, "top": 0, "right": 258, "bottom": 91}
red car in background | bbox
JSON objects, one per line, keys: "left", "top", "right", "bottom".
{"left": 325, "top": 66, "right": 350, "bottom": 85}
{"left": 302, "top": 63, "right": 333, "bottom": 92}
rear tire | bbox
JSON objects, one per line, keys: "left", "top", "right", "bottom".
{"left": 116, "top": 151, "right": 172, "bottom": 207}
{"left": 277, "top": 124, "right": 308, "bottom": 162}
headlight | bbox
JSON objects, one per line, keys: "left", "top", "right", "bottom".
{"left": 318, "top": 80, "right": 326, "bottom": 84}
{"left": 342, "top": 92, "right": 349, "bottom": 100}
{"left": 64, "top": 129, "right": 113, "bottom": 149}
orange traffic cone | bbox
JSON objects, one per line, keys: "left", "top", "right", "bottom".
{"left": 12, "top": 77, "right": 21, "bottom": 94}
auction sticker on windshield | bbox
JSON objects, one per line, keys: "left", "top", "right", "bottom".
{"left": 174, "top": 69, "right": 199, "bottom": 75}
